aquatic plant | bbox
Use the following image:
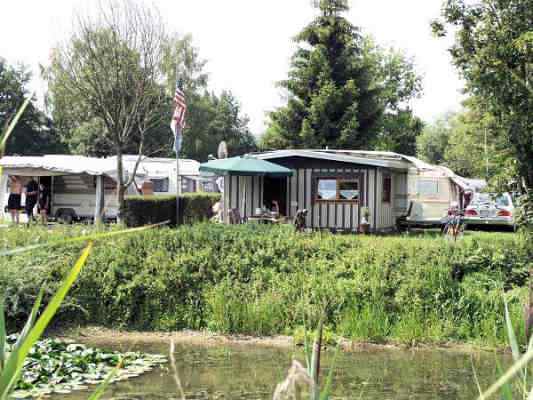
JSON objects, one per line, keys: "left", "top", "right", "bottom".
{"left": 9, "top": 336, "right": 166, "bottom": 398}
{"left": 0, "top": 243, "right": 93, "bottom": 399}
{"left": 274, "top": 319, "right": 339, "bottom": 400}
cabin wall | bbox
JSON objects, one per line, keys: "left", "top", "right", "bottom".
{"left": 222, "top": 159, "right": 409, "bottom": 231}
{"left": 295, "top": 167, "right": 363, "bottom": 231}
{"left": 224, "top": 175, "right": 263, "bottom": 220}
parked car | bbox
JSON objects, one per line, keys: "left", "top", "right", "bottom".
{"left": 463, "top": 192, "right": 516, "bottom": 230}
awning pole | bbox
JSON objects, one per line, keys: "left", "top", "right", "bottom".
{"left": 176, "top": 157, "right": 181, "bottom": 226}
{"left": 94, "top": 175, "right": 104, "bottom": 225}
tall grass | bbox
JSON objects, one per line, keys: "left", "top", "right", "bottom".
{"left": 1, "top": 224, "right": 527, "bottom": 347}
{"left": 475, "top": 298, "right": 533, "bottom": 399}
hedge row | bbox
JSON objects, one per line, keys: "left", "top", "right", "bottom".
{"left": 0, "top": 224, "right": 531, "bottom": 347}
{"left": 123, "top": 193, "right": 221, "bottom": 227}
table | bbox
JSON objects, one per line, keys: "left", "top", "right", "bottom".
{"left": 247, "top": 216, "right": 284, "bottom": 224}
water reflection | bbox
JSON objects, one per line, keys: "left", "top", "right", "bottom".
{"left": 59, "top": 342, "right": 505, "bottom": 400}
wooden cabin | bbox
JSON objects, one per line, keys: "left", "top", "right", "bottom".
{"left": 222, "top": 150, "right": 480, "bottom": 232}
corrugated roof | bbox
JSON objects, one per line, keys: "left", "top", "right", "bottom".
{"left": 249, "top": 149, "right": 487, "bottom": 189}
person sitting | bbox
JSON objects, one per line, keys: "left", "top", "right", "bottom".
{"left": 7, "top": 176, "right": 22, "bottom": 225}
{"left": 271, "top": 200, "right": 280, "bottom": 218}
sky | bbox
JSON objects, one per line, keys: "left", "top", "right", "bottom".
{"left": 0, "top": 0, "right": 465, "bottom": 136}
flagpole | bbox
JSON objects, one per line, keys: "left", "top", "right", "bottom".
{"left": 175, "top": 67, "right": 181, "bottom": 227}
{"left": 176, "top": 152, "right": 180, "bottom": 226}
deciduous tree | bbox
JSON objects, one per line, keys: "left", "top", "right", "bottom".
{"left": 0, "top": 59, "right": 64, "bottom": 155}
{"left": 432, "top": 0, "right": 532, "bottom": 189}
{"left": 47, "top": 0, "right": 170, "bottom": 219}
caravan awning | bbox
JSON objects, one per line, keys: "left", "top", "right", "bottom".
{"left": 0, "top": 156, "right": 116, "bottom": 177}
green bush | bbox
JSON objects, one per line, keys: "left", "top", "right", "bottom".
{"left": 0, "top": 224, "right": 530, "bottom": 347}
{"left": 124, "top": 193, "right": 221, "bottom": 227}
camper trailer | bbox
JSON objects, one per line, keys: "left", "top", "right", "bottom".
{"left": 215, "top": 150, "right": 483, "bottom": 232}
{"left": 0, "top": 155, "right": 200, "bottom": 222}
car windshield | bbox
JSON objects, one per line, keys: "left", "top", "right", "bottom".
{"left": 473, "top": 193, "right": 510, "bottom": 207}
{"left": 495, "top": 195, "right": 510, "bottom": 207}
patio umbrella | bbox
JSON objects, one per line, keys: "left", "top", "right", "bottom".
{"left": 199, "top": 156, "right": 293, "bottom": 219}
{"left": 199, "top": 156, "right": 293, "bottom": 177}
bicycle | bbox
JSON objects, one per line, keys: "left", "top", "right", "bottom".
{"left": 442, "top": 206, "right": 465, "bottom": 241}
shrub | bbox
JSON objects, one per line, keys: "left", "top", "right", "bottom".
{"left": 0, "top": 224, "right": 529, "bottom": 347}
{"left": 124, "top": 193, "right": 221, "bottom": 227}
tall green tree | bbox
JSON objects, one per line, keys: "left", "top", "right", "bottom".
{"left": 160, "top": 35, "right": 256, "bottom": 161}
{"left": 443, "top": 99, "right": 509, "bottom": 179}
{"left": 183, "top": 91, "right": 256, "bottom": 161}
{"left": 432, "top": 0, "right": 532, "bottom": 190}
{"left": 264, "top": 0, "right": 422, "bottom": 151}
{"left": 0, "top": 59, "right": 64, "bottom": 155}
{"left": 416, "top": 112, "right": 454, "bottom": 165}
{"left": 417, "top": 99, "right": 515, "bottom": 181}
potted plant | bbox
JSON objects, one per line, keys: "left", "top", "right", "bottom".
{"left": 360, "top": 207, "right": 371, "bottom": 234}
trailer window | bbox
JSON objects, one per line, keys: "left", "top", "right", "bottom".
{"left": 316, "top": 178, "right": 359, "bottom": 202}
{"left": 417, "top": 179, "right": 439, "bottom": 195}
{"left": 152, "top": 178, "right": 169, "bottom": 193}
{"left": 382, "top": 174, "right": 391, "bottom": 203}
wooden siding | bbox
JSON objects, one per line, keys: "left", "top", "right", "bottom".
{"left": 290, "top": 166, "right": 366, "bottom": 231}
{"left": 222, "top": 163, "right": 400, "bottom": 231}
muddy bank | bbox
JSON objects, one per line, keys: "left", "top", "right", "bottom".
{"left": 59, "top": 326, "right": 496, "bottom": 355}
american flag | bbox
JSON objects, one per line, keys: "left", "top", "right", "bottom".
{"left": 170, "top": 82, "right": 187, "bottom": 154}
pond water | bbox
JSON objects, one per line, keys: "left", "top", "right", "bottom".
{"left": 58, "top": 341, "right": 507, "bottom": 400}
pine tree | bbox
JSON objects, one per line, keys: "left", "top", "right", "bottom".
{"left": 267, "top": 0, "right": 383, "bottom": 149}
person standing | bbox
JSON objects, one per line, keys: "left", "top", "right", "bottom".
{"left": 7, "top": 176, "right": 22, "bottom": 225}
{"left": 24, "top": 177, "right": 38, "bottom": 223}
{"left": 38, "top": 182, "right": 51, "bottom": 225}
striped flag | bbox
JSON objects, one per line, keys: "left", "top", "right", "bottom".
{"left": 170, "top": 82, "right": 187, "bottom": 154}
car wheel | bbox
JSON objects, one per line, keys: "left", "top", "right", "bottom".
{"left": 57, "top": 210, "right": 74, "bottom": 224}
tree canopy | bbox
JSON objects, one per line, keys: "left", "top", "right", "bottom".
{"left": 432, "top": 0, "right": 532, "bottom": 190}
{"left": 0, "top": 59, "right": 64, "bottom": 155}
{"left": 263, "top": 0, "right": 422, "bottom": 153}
{"left": 417, "top": 98, "right": 514, "bottom": 180}
{"left": 47, "top": 25, "right": 255, "bottom": 163}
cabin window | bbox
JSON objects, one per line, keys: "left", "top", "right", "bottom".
{"left": 316, "top": 178, "right": 359, "bottom": 202}
{"left": 382, "top": 174, "right": 391, "bottom": 203}
{"left": 152, "top": 178, "right": 169, "bottom": 193}
{"left": 417, "top": 179, "right": 439, "bottom": 195}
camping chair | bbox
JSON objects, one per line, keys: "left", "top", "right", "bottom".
{"left": 294, "top": 209, "right": 308, "bottom": 232}
{"left": 229, "top": 208, "right": 244, "bottom": 224}
{"left": 396, "top": 201, "right": 413, "bottom": 232}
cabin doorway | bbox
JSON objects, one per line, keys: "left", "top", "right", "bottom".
{"left": 263, "top": 176, "right": 287, "bottom": 216}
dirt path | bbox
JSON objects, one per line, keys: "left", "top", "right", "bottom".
{"left": 60, "top": 326, "right": 489, "bottom": 354}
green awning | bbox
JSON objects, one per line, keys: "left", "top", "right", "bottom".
{"left": 199, "top": 156, "right": 293, "bottom": 177}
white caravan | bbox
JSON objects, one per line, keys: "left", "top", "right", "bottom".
{"left": 0, "top": 155, "right": 200, "bottom": 222}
